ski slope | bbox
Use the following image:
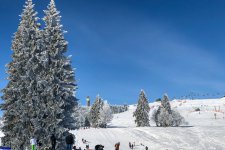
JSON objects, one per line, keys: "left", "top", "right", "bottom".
{"left": 0, "top": 98, "right": 225, "bottom": 149}
{"left": 72, "top": 98, "right": 225, "bottom": 150}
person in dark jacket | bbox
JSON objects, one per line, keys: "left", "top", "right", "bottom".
{"left": 72, "top": 145, "right": 76, "bottom": 150}
{"left": 129, "top": 142, "right": 131, "bottom": 148}
{"left": 115, "top": 142, "right": 120, "bottom": 150}
{"left": 95, "top": 144, "right": 104, "bottom": 150}
{"left": 66, "top": 133, "right": 74, "bottom": 150}
{"left": 37, "top": 139, "right": 42, "bottom": 150}
{"left": 145, "top": 146, "right": 148, "bottom": 150}
{"left": 50, "top": 134, "right": 56, "bottom": 150}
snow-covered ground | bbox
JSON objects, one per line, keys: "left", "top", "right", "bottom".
{"left": 1, "top": 98, "right": 225, "bottom": 149}
{"left": 73, "top": 98, "right": 225, "bottom": 150}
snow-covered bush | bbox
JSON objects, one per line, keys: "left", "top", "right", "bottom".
{"left": 75, "top": 105, "right": 90, "bottom": 128}
{"left": 89, "top": 97, "right": 113, "bottom": 128}
{"left": 171, "top": 110, "right": 185, "bottom": 126}
{"left": 152, "top": 94, "right": 186, "bottom": 127}
{"left": 151, "top": 108, "right": 160, "bottom": 126}
{"left": 89, "top": 96, "right": 103, "bottom": 128}
{"left": 99, "top": 101, "right": 113, "bottom": 128}
{"left": 195, "top": 108, "right": 200, "bottom": 111}
{"left": 158, "top": 107, "right": 173, "bottom": 127}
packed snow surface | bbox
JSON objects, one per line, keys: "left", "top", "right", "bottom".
{"left": 72, "top": 98, "right": 225, "bottom": 150}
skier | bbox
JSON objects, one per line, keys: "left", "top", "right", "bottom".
{"left": 30, "top": 137, "right": 37, "bottom": 150}
{"left": 129, "top": 142, "right": 131, "bottom": 148}
{"left": 66, "top": 133, "right": 74, "bottom": 150}
{"left": 145, "top": 146, "right": 148, "bottom": 150}
{"left": 72, "top": 145, "right": 76, "bottom": 150}
{"left": 50, "top": 134, "right": 56, "bottom": 150}
{"left": 37, "top": 139, "right": 42, "bottom": 146}
{"left": 115, "top": 142, "right": 120, "bottom": 150}
{"left": 86, "top": 144, "right": 89, "bottom": 149}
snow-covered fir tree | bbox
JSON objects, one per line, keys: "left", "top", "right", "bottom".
{"left": 82, "top": 107, "right": 91, "bottom": 127}
{"left": 153, "top": 94, "right": 185, "bottom": 127}
{"left": 161, "top": 94, "right": 172, "bottom": 114}
{"left": 1, "top": 0, "right": 78, "bottom": 149}
{"left": 74, "top": 104, "right": 84, "bottom": 128}
{"left": 171, "top": 110, "right": 185, "bottom": 126}
{"left": 99, "top": 101, "right": 113, "bottom": 128}
{"left": 89, "top": 95, "right": 104, "bottom": 128}
{"left": 1, "top": 0, "right": 41, "bottom": 149}
{"left": 75, "top": 104, "right": 90, "bottom": 128}
{"left": 38, "top": 0, "right": 78, "bottom": 148}
{"left": 158, "top": 94, "right": 173, "bottom": 126}
{"left": 133, "top": 90, "right": 150, "bottom": 127}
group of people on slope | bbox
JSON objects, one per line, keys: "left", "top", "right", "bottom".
{"left": 30, "top": 135, "right": 148, "bottom": 150}
{"left": 92, "top": 141, "right": 149, "bottom": 150}
{"left": 129, "top": 142, "right": 148, "bottom": 150}
{"left": 29, "top": 133, "right": 75, "bottom": 150}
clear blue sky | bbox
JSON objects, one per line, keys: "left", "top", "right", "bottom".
{"left": 0, "top": 0, "right": 225, "bottom": 106}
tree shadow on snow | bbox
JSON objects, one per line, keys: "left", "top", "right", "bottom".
{"left": 178, "top": 125, "right": 194, "bottom": 128}
{"left": 167, "top": 125, "right": 194, "bottom": 128}
{"left": 107, "top": 125, "right": 128, "bottom": 128}
{"left": 149, "top": 125, "right": 194, "bottom": 128}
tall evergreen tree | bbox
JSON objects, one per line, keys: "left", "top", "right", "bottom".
{"left": 89, "top": 96, "right": 103, "bottom": 128}
{"left": 133, "top": 90, "right": 150, "bottom": 127}
{"left": 1, "top": 0, "right": 78, "bottom": 149}
{"left": 39, "top": 0, "right": 78, "bottom": 148}
{"left": 0, "top": 0, "right": 41, "bottom": 149}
